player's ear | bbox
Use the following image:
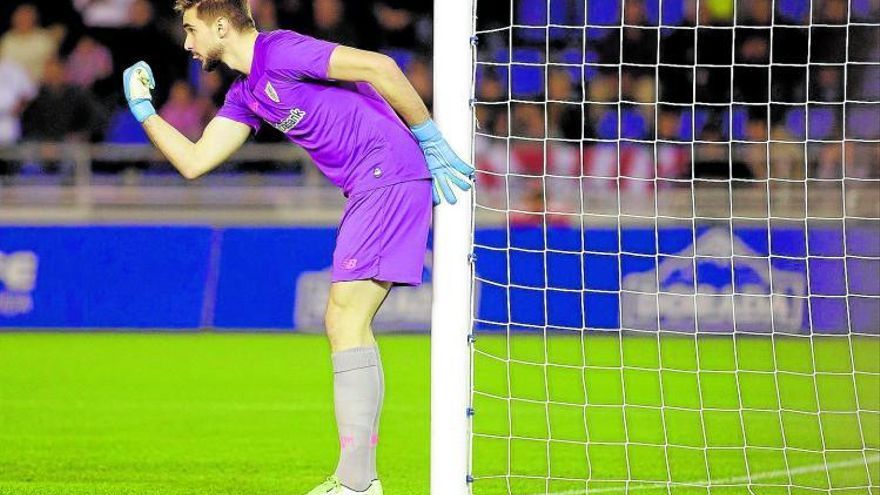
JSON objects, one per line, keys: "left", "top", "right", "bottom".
{"left": 215, "top": 16, "right": 228, "bottom": 38}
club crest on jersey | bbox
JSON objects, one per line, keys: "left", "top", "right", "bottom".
{"left": 264, "top": 81, "right": 280, "bottom": 103}
{"left": 273, "top": 108, "right": 307, "bottom": 133}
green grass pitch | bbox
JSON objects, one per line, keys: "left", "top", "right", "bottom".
{"left": 0, "top": 333, "right": 428, "bottom": 495}
{"left": 471, "top": 333, "right": 880, "bottom": 495}
{"left": 0, "top": 332, "right": 878, "bottom": 495}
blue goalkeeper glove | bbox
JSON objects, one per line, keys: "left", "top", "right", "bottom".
{"left": 410, "top": 119, "right": 475, "bottom": 206}
{"left": 122, "top": 61, "right": 156, "bottom": 123}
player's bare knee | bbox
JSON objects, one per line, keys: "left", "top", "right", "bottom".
{"left": 324, "top": 305, "right": 341, "bottom": 337}
{"left": 324, "top": 281, "right": 386, "bottom": 348}
{"left": 324, "top": 300, "right": 365, "bottom": 341}
{"left": 324, "top": 291, "right": 350, "bottom": 330}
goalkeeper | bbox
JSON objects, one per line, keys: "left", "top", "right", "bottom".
{"left": 122, "top": 1, "right": 473, "bottom": 494}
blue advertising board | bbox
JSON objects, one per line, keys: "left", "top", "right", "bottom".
{"left": 211, "top": 228, "right": 336, "bottom": 329}
{"left": 474, "top": 224, "right": 880, "bottom": 334}
{"left": 0, "top": 226, "right": 212, "bottom": 328}
{"left": 0, "top": 224, "right": 877, "bottom": 333}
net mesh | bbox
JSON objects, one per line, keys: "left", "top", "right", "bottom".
{"left": 468, "top": 0, "right": 880, "bottom": 493}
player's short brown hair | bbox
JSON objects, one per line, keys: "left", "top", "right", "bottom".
{"left": 174, "top": 0, "right": 256, "bottom": 31}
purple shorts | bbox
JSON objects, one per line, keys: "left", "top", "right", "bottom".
{"left": 332, "top": 179, "right": 432, "bottom": 286}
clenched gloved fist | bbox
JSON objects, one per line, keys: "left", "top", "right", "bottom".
{"left": 122, "top": 61, "right": 156, "bottom": 123}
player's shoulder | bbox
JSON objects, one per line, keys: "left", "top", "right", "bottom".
{"left": 260, "top": 29, "right": 311, "bottom": 54}
{"left": 257, "top": 29, "right": 337, "bottom": 79}
{"left": 261, "top": 30, "right": 335, "bottom": 60}
{"left": 258, "top": 30, "right": 305, "bottom": 68}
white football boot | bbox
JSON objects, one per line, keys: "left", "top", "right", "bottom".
{"left": 304, "top": 475, "right": 383, "bottom": 495}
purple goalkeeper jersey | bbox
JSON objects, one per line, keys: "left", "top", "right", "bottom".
{"left": 217, "top": 30, "right": 430, "bottom": 196}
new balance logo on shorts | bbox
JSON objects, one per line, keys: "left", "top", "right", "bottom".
{"left": 342, "top": 259, "right": 358, "bottom": 270}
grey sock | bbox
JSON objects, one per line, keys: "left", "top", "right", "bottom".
{"left": 369, "top": 347, "right": 384, "bottom": 479}
{"left": 332, "top": 346, "right": 382, "bottom": 491}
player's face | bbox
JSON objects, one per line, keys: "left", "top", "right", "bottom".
{"left": 182, "top": 9, "right": 224, "bottom": 72}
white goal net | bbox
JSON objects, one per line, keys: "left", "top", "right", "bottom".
{"left": 468, "top": 0, "right": 880, "bottom": 493}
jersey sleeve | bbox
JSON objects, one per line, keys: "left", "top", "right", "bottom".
{"left": 265, "top": 31, "right": 338, "bottom": 81}
{"left": 216, "top": 80, "right": 261, "bottom": 132}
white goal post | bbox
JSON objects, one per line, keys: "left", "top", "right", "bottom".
{"left": 430, "top": 1, "right": 476, "bottom": 495}
{"left": 433, "top": 0, "right": 879, "bottom": 493}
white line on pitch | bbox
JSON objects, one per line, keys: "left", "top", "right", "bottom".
{"left": 528, "top": 453, "right": 880, "bottom": 495}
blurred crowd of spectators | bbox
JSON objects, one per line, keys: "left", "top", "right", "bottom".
{"left": 0, "top": 0, "right": 432, "bottom": 174}
{"left": 473, "top": 0, "right": 879, "bottom": 216}
{"left": 0, "top": 0, "right": 877, "bottom": 200}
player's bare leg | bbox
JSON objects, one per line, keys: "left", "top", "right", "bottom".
{"left": 324, "top": 279, "right": 390, "bottom": 352}
{"left": 306, "top": 279, "right": 390, "bottom": 495}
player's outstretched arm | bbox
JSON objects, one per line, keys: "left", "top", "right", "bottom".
{"left": 327, "top": 47, "right": 474, "bottom": 205}
{"left": 143, "top": 116, "right": 251, "bottom": 180}
{"left": 122, "top": 61, "right": 251, "bottom": 180}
